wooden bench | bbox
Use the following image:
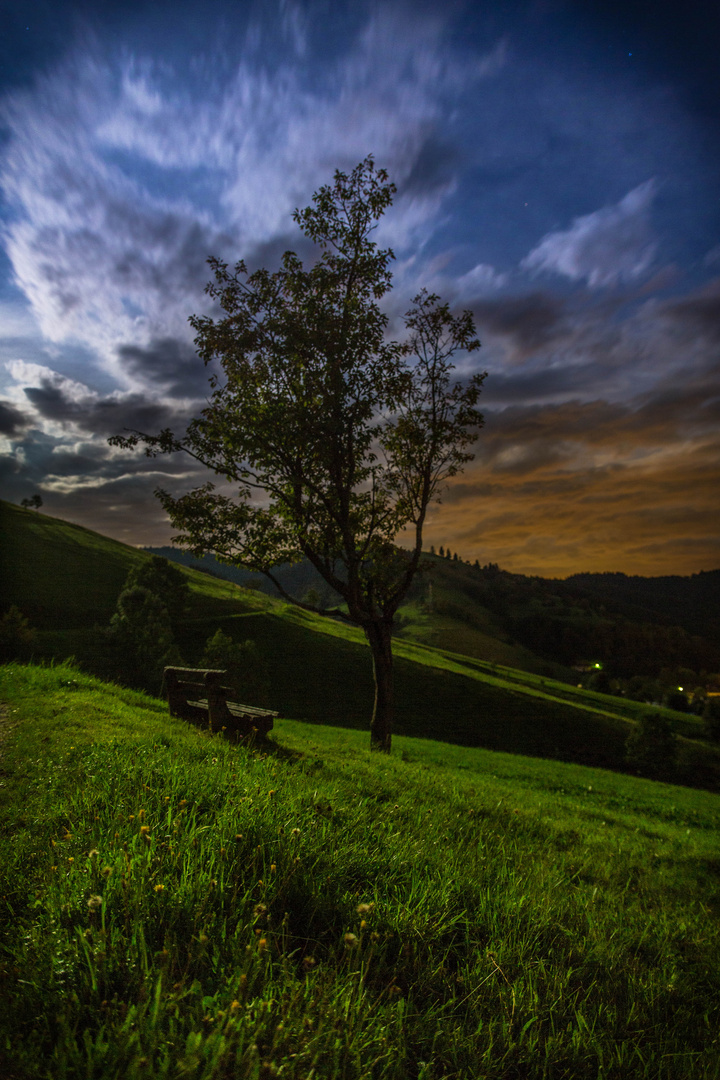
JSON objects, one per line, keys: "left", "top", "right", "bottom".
{"left": 162, "top": 667, "right": 277, "bottom": 739}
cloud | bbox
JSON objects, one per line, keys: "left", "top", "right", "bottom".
{"left": 520, "top": 179, "right": 658, "bottom": 287}
{"left": 0, "top": 7, "right": 509, "bottom": 386}
{"left": 470, "top": 291, "right": 567, "bottom": 357}
{"left": 116, "top": 337, "right": 212, "bottom": 396}
{"left": 0, "top": 399, "right": 31, "bottom": 436}
{"left": 658, "top": 278, "right": 720, "bottom": 343}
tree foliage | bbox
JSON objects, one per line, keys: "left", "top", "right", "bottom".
{"left": 106, "top": 580, "right": 181, "bottom": 694}
{"left": 200, "top": 629, "right": 270, "bottom": 707}
{"left": 110, "top": 157, "right": 485, "bottom": 750}
{"left": 124, "top": 555, "right": 191, "bottom": 623}
{"left": 625, "top": 711, "right": 678, "bottom": 779}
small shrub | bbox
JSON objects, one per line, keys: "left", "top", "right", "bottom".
{"left": 625, "top": 711, "right": 678, "bottom": 778}
{"left": 702, "top": 697, "right": 720, "bottom": 743}
{"left": 0, "top": 606, "right": 37, "bottom": 662}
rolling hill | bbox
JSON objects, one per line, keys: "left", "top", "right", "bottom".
{"left": 2, "top": 498, "right": 719, "bottom": 791}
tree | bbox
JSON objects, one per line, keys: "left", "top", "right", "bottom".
{"left": 21, "top": 494, "right": 42, "bottom": 511}
{"left": 125, "top": 555, "right": 191, "bottom": 623}
{"left": 110, "top": 157, "right": 484, "bottom": 751}
{"left": 201, "top": 629, "right": 270, "bottom": 706}
{"left": 625, "top": 711, "right": 678, "bottom": 779}
{"left": 107, "top": 585, "right": 180, "bottom": 694}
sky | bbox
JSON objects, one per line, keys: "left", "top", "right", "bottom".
{"left": 0, "top": 0, "right": 719, "bottom": 578}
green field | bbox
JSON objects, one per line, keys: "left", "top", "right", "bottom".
{"left": 2, "top": 500, "right": 718, "bottom": 791}
{"left": 1, "top": 662, "right": 719, "bottom": 1078}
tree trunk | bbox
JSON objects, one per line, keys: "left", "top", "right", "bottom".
{"left": 365, "top": 619, "right": 394, "bottom": 752}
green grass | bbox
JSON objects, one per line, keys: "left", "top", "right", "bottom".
{"left": 1, "top": 662, "right": 720, "bottom": 1078}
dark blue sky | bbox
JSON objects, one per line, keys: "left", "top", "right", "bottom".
{"left": 1, "top": 0, "right": 718, "bottom": 575}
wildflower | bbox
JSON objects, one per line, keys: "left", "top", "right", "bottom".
{"left": 356, "top": 903, "right": 375, "bottom": 916}
{"left": 179, "top": 800, "right": 187, "bottom": 807}
{"left": 270, "top": 864, "right": 276, "bottom": 874}
{"left": 154, "top": 883, "right": 165, "bottom": 893}
{"left": 230, "top": 999, "right": 240, "bottom": 1012}
{"left": 68, "top": 857, "right": 75, "bottom": 864}
{"left": 138, "top": 809, "right": 145, "bottom": 821}
{"left": 87, "top": 895, "right": 103, "bottom": 911}
{"left": 343, "top": 933, "right": 358, "bottom": 948}
{"left": 258, "top": 937, "right": 268, "bottom": 952}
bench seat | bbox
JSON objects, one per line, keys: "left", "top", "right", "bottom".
{"left": 163, "top": 666, "right": 277, "bottom": 738}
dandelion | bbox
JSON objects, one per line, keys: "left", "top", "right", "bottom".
{"left": 344, "top": 933, "right": 358, "bottom": 948}
{"left": 302, "top": 956, "right": 316, "bottom": 972}
{"left": 356, "top": 903, "right": 375, "bottom": 916}
{"left": 270, "top": 864, "right": 276, "bottom": 874}
{"left": 87, "top": 895, "right": 103, "bottom": 911}
{"left": 154, "top": 883, "right": 165, "bottom": 893}
{"left": 179, "top": 799, "right": 187, "bottom": 807}
{"left": 138, "top": 809, "right": 145, "bottom": 821}
{"left": 68, "top": 857, "right": 75, "bottom": 864}
{"left": 230, "top": 999, "right": 240, "bottom": 1012}
{"left": 102, "top": 866, "right": 113, "bottom": 878}
{"left": 291, "top": 828, "right": 301, "bottom": 839}
{"left": 88, "top": 849, "right": 100, "bottom": 859}
{"left": 258, "top": 937, "right": 268, "bottom": 952}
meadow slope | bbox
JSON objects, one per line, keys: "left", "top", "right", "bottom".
{"left": 1, "top": 663, "right": 719, "bottom": 1079}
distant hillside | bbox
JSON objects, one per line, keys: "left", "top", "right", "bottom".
{"left": 144, "top": 545, "right": 341, "bottom": 607}
{"left": 564, "top": 570, "right": 720, "bottom": 640}
{"left": 1, "top": 500, "right": 145, "bottom": 630}
{"left": 147, "top": 544, "right": 720, "bottom": 680}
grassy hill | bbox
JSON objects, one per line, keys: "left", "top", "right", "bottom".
{"left": 2, "top": 500, "right": 719, "bottom": 791}
{"left": 146, "top": 542, "right": 720, "bottom": 686}
{"left": 1, "top": 662, "right": 719, "bottom": 1078}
